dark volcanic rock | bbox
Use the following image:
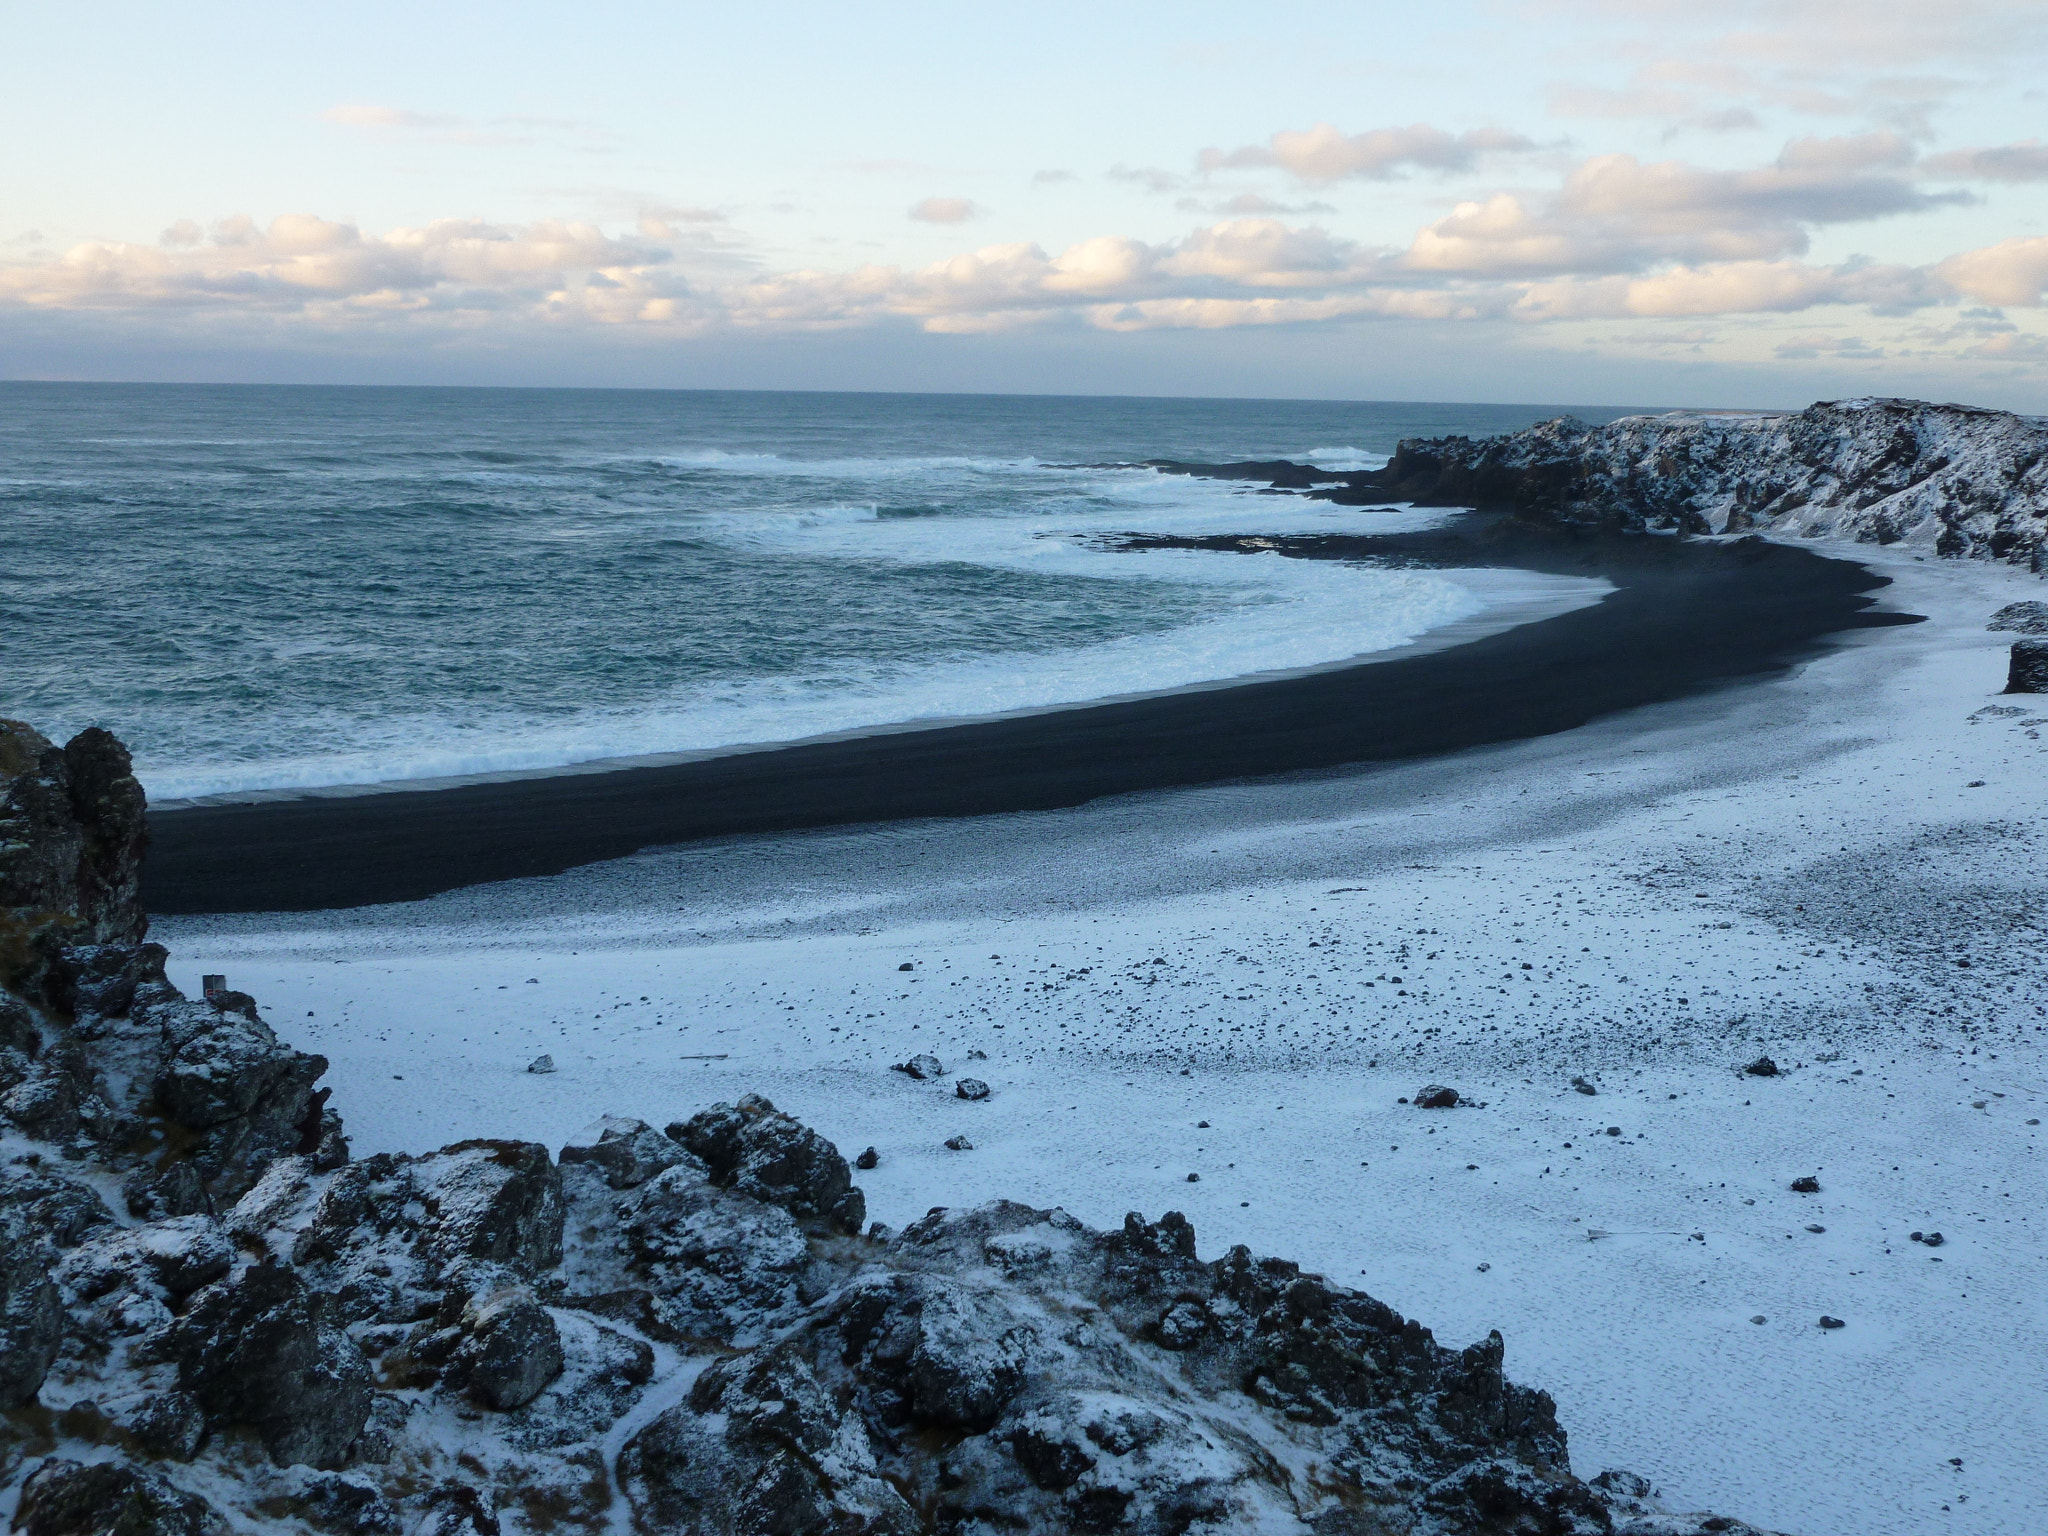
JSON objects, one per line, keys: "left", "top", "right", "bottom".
{"left": 166, "top": 1255, "right": 372, "bottom": 1467}
{"left": 0, "top": 1205, "right": 63, "bottom": 1407}
{"left": 892, "top": 1051, "right": 945, "bottom": 1080}
{"left": 15, "top": 1458, "right": 225, "bottom": 1536}
{"left": 2005, "top": 637, "right": 2048, "bottom": 693}
{"left": 1415, "top": 1083, "right": 1462, "bottom": 1108}
{"left": 669, "top": 1091, "right": 866, "bottom": 1234}
{"left": 558, "top": 1113, "right": 689, "bottom": 1189}
{"left": 1745, "top": 1055, "right": 1780, "bottom": 1077}
{"left": 412, "top": 1139, "right": 565, "bottom": 1275}
{"left": 1359, "top": 398, "right": 2048, "bottom": 565}
{"left": 1989, "top": 600, "right": 2048, "bottom": 633}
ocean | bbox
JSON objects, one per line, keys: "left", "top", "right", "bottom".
{"left": 1, "top": 384, "right": 1644, "bottom": 801}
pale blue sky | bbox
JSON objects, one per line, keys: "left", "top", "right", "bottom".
{"left": 6, "top": 0, "right": 2048, "bottom": 405}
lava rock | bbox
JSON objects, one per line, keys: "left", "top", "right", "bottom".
{"left": 1744, "top": 1055, "right": 1780, "bottom": 1077}
{"left": 526, "top": 1053, "right": 556, "bottom": 1074}
{"left": 956, "top": 1077, "right": 991, "bottom": 1101}
{"left": 1571, "top": 1077, "right": 1597, "bottom": 1095}
{"left": 254, "top": 1471, "right": 402, "bottom": 1534}
{"left": 413, "top": 1139, "right": 566, "bottom": 1275}
{"left": 2005, "top": 638, "right": 2048, "bottom": 693}
{"left": 1818, "top": 1316, "right": 1846, "bottom": 1329}
{"left": 0, "top": 1205, "right": 63, "bottom": 1408}
{"left": 456, "top": 1284, "right": 565, "bottom": 1410}
{"left": 1989, "top": 600, "right": 2048, "bottom": 634}
{"left": 14, "top": 1458, "right": 225, "bottom": 1536}
{"left": 166, "top": 1255, "right": 372, "bottom": 1468}
{"left": 892, "top": 1053, "right": 945, "bottom": 1081}
{"left": 855, "top": 1146, "right": 879, "bottom": 1170}
{"left": 668, "top": 1093, "right": 865, "bottom": 1234}
{"left": 559, "top": 1115, "right": 690, "bottom": 1190}
{"left": 1790, "top": 1176, "right": 1821, "bottom": 1193}
{"left": 1414, "top": 1085, "right": 1462, "bottom": 1109}
{"left": 945, "top": 1135, "right": 974, "bottom": 1151}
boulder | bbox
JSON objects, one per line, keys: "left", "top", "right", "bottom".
{"left": 667, "top": 1093, "right": 865, "bottom": 1234}
{"left": 413, "top": 1139, "right": 565, "bottom": 1275}
{"left": 1989, "top": 600, "right": 2048, "bottom": 633}
{"left": 14, "top": 1458, "right": 224, "bottom": 1536}
{"left": 1414, "top": 1084, "right": 1462, "bottom": 1108}
{"left": 956, "top": 1077, "right": 991, "bottom": 1101}
{"left": 2005, "top": 637, "right": 2048, "bottom": 693}
{"left": 892, "top": 1053, "right": 945, "bottom": 1080}
{"left": 0, "top": 1206, "right": 63, "bottom": 1408}
{"left": 559, "top": 1114, "right": 691, "bottom": 1190}
{"left": 455, "top": 1284, "right": 565, "bottom": 1410}
{"left": 166, "top": 1256, "right": 372, "bottom": 1468}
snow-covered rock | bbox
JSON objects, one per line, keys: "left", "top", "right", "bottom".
{"left": 1364, "top": 397, "right": 2048, "bottom": 566}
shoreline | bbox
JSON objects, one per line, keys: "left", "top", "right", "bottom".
{"left": 143, "top": 516, "right": 1914, "bottom": 914}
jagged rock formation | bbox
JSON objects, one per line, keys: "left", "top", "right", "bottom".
{"left": 0, "top": 718, "right": 1781, "bottom": 1534}
{"left": 1360, "top": 399, "right": 2048, "bottom": 567}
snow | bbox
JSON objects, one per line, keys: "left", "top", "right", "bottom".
{"left": 159, "top": 540, "right": 2048, "bottom": 1536}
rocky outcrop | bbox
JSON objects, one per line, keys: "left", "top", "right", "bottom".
{"left": 0, "top": 723, "right": 1783, "bottom": 1535}
{"left": 1354, "top": 398, "right": 2048, "bottom": 566}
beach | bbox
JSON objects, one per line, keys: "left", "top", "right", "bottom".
{"left": 154, "top": 534, "right": 2048, "bottom": 1535}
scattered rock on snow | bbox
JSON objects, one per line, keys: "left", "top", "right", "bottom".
{"left": 1819, "top": 1316, "right": 1846, "bottom": 1330}
{"left": 525, "top": 1054, "right": 556, "bottom": 1074}
{"left": 15, "top": 1458, "right": 225, "bottom": 1536}
{"left": 1414, "top": 1084, "right": 1462, "bottom": 1108}
{"left": 1790, "top": 1176, "right": 1822, "bottom": 1193}
{"left": 944, "top": 1134, "right": 974, "bottom": 1151}
{"left": 855, "top": 1146, "right": 879, "bottom": 1170}
{"left": 1744, "top": 1056, "right": 1780, "bottom": 1077}
{"left": 1571, "top": 1076, "right": 1598, "bottom": 1095}
{"left": 892, "top": 1052, "right": 945, "bottom": 1081}
{"left": 956, "top": 1077, "right": 991, "bottom": 1101}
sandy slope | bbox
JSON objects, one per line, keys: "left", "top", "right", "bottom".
{"left": 161, "top": 540, "right": 2048, "bottom": 1536}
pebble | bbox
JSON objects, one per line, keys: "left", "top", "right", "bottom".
{"left": 955, "top": 1078, "right": 991, "bottom": 1101}
{"left": 1413, "top": 1085, "right": 1461, "bottom": 1109}
{"left": 1819, "top": 1316, "right": 1846, "bottom": 1330}
{"left": 1744, "top": 1056, "right": 1780, "bottom": 1077}
{"left": 1790, "top": 1176, "right": 1821, "bottom": 1193}
{"left": 1186, "top": 1172, "right": 1200, "bottom": 1182}
{"left": 944, "top": 1135, "right": 974, "bottom": 1151}
{"left": 526, "top": 1054, "right": 556, "bottom": 1075}
{"left": 854, "top": 1147, "right": 879, "bottom": 1170}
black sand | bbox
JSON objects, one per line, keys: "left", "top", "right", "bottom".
{"left": 144, "top": 518, "right": 1916, "bottom": 914}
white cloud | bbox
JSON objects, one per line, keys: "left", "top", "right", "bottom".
{"left": 1199, "top": 122, "right": 1536, "bottom": 183}
{"left": 908, "top": 197, "right": 982, "bottom": 225}
{"left": 1921, "top": 142, "right": 2048, "bottom": 181}
{"left": 1937, "top": 236, "right": 2048, "bottom": 306}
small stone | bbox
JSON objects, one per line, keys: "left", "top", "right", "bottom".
{"left": 526, "top": 1054, "right": 556, "bottom": 1074}
{"left": 1413, "top": 1085, "right": 1460, "bottom": 1109}
{"left": 943, "top": 1135, "right": 973, "bottom": 1151}
{"left": 1805, "top": 1224, "right": 1825, "bottom": 1233}
{"left": 898, "top": 962, "right": 914, "bottom": 971}
{"left": 892, "top": 1053, "right": 945, "bottom": 1081}
{"left": 1818, "top": 1315, "right": 1846, "bottom": 1329}
{"left": 955, "top": 1078, "right": 991, "bottom": 1101}
{"left": 1571, "top": 1077, "right": 1597, "bottom": 1095}
{"left": 854, "top": 1146, "right": 879, "bottom": 1170}
{"left": 1744, "top": 1055, "right": 1779, "bottom": 1077}
{"left": 1196, "top": 1120, "right": 1210, "bottom": 1128}
{"left": 1476, "top": 1262, "right": 1490, "bottom": 1272}
{"left": 1185, "top": 1172, "right": 1199, "bottom": 1182}
{"left": 1790, "top": 1175, "right": 1821, "bottom": 1193}
{"left": 1605, "top": 1126, "right": 1622, "bottom": 1137}
{"left": 1750, "top": 1315, "right": 1767, "bottom": 1325}
{"left": 1922, "top": 1231, "right": 1945, "bottom": 1247}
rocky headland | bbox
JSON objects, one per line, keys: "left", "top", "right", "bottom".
{"left": 1, "top": 717, "right": 1779, "bottom": 1534}
{"left": 1157, "top": 397, "right": 2048, "bottom": 567}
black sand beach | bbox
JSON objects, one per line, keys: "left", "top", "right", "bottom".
{"left": 144, "top": 517, "right": 1915, "bottom": 914}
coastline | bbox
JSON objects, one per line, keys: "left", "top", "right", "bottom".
{"left": 143, "top": 515, "right": 1913, "bottom": 914}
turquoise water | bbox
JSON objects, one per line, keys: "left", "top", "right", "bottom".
{"left": 0, "top": 385, "right": 1646, "bottom": 799}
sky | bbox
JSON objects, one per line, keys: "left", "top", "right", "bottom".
{"left": 5, "top": 0, "right": 2048, "bottom": 407}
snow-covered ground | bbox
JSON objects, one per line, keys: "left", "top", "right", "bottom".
{"left": 161, "top": 541, "right": 2048, "bottom": 1536}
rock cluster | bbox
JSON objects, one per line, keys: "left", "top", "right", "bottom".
{"left": 0, "top": 718, "right": 1781, "bottom": 1534}
{"left": 1355, "top": 398, "right": 2048, "bottom": 567}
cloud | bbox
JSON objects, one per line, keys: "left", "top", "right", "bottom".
{"left": 1403, "top": 137, "right": 1956, "bottom": 277}
{"left": 1107, "top": 165, "right": 1187, "bottom": 193}
{"left": 1174, "top": 193, "right": 1338, "bottom": 217}
{"left": 1937, "top": 236, "right": 2048, "bottom": 305}
{"left": 1199, "top": 123, "right": 1536, "bottom": 183}
{"left": 908, "top": 197, "right": 982, "bottom": 224}
{"left": 1773, "top": 332, "right": 1885, "bottom": 359}
{"left": 1921, "top": 141, "right": 2048, "bottom": 181}
{"left": 159, "top": 220, "right": 203, "bottom": 248}
{"left": 1030, "top": 170, "right": 1077, "bottom": 186}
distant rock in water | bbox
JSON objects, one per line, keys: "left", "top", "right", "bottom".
{"left": 0, "top": 719, "right": 1784, "bottom": 1535}
{"left": 1361, "top": 398, "right": 2048, "bottom": 566}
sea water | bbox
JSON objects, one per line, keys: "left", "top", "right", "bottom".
{"left": 0, "top": 384, "right": 1644, "bottom": 800}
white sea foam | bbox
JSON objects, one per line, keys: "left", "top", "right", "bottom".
{"left": 144, "top": 470, "right": 1506, "bottom": 801}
